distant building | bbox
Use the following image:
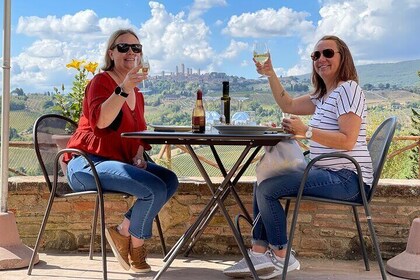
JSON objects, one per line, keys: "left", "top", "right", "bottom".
{"left": 175, "top": 66, "right": 179, "bottom": 75}
{"left": 181, "top": 63, "right": 185, "bottom": 76}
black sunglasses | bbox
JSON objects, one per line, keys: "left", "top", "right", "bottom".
{"left": 311, "top": 48, "right": 340, "bottom": 61}
{"left": 112, "top": 43, "right": 142, "bottom": 53}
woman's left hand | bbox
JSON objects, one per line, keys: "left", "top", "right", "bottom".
{"left": 133, "top": 146, "right": 147, "bottom": 169}
{"left": 133, "top": 157, "right": 147, "bottom": 169}
{"left": 281, "top": 115, "right": 307, "bottom": 136}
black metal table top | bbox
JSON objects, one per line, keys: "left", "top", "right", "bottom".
{"left": 121, "top": 130, "right": 293, "bottom": 146}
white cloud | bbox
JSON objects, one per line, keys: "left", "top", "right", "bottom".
{"left": 26, "top": 39, "right": 65, "bottom": 58}
{"left": 98, "top": 17, "right": 136, "bottom": 36}
{"left": 139, "top": 1, "right": 216, "bottom": 74}
{"left": 6, "top": 0, "right": 419, "bottom": 92}
{"left": 222, "top": 7, "right": 315, "bottom": 38}
{"left": 221, "top": 40, "right": 249, "bottom": 59}
{"left": 11, "top": 2, "right": 222, "bottom": 92}
{"left": 319, "top": 0, "right": 419, "bottom": 61}
{"left": 285, "top": 64, "right": 309, "bottom": 77}
{"left": 189, "top": 0, "right": 227, "bottom": 20}
{"left": 12, "top": 50, "right": 70, "bottom": 93}
{"left": 286, "top": 0, "right": 420, "bottom": 76}
{"left": 215, "top": 19, "right": 224, "bottom": 26}
{"left": 407, "top": 0, "right": 420, "bottom": 8}
{"left": 13, "top": 9, "right": 131, "bottom": 92}
{"left": 17, "top": 10, "right": 101, "bottom": 40}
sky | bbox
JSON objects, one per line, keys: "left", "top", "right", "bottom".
{"left": 0, "top": 0, "right": 420, "bottom": 93}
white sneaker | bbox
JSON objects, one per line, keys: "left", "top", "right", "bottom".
{"left": 260, "top": 250, "right": 301, "bottom": 279}
{"left": 223, "top": 249, "right": 275, "bottom": 278}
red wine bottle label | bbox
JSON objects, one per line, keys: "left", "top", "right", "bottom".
{"left": 192, "top": 116, "right": 205, "bottom": 133}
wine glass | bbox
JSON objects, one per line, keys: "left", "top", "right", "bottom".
{"left": 253, "top": 42, "right": 270, "bottom": 78}
{"left": 140, "top": 55, "right": 150, "bottom": 92}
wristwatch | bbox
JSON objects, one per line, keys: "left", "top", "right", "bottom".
{"left": 305, "top": 126, "right": 313, "bottom": 139}
{"left": 114, "top": 86, "right": 129, "bottom": 98}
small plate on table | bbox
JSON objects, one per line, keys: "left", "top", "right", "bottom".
{"left": 149, "top": 124, "right": 191, "bottom": 132}
{"left": 212, "top": 125, "right": 268, "bottom": 135}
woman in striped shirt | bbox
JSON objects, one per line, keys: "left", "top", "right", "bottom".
{"left": 224, "top": 35, "right": 372, "bottom": 279}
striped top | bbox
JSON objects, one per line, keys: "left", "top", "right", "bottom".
{"left": 309, "top": 80, "right": 373, "bottom": 186}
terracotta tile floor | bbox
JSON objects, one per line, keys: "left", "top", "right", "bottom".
{"left": 1, "top": 252, "right": 406, "bottom": 280}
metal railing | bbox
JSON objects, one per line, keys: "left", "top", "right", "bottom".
{"left": 4, "top": 135, "right": 420, "bottom": 178}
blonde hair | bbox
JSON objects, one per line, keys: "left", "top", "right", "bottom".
{"left": 311, "top": 35, "right": 358, "bottom": 99}
{"left": 101, "top": 29, "right": 139, "bottom": 71}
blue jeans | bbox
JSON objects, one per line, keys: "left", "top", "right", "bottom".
{"left": 252, "top": 168, "right": 370, "bottom": 250}
{"left": 67, "top": 154, "right": 179, "bottom": 239}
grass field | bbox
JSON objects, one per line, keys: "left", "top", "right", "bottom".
{"left": 8, "top": 147, "right": 39, "bottom": 175}
{"left": 9, "top": 110, "right": 42, "bottom": 138}
{"left": 152, "top": 145, "right": 263, "bottom": 177}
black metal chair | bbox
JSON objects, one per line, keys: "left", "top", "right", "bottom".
{"left": 236, "top": 116, "right": 396, "bottom": 280}
{"left": 27, "top": 113, "right": 167, "bottom": 280}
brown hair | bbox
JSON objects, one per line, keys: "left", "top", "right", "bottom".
{"left": 101, "top": 29, "right": 140, "bottom": 71}
{"left": 311, "top": 35, "right": 358, "bottom": 99}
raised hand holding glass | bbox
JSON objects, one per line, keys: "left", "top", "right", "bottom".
{"left": 253, "top": 42, "right": 270, "bottom": 78}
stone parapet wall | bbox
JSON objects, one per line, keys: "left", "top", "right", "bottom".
{"left": 8, "top": 176, "right": 420, "bottom": 260}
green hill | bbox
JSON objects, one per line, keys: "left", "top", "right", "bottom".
{"left": 357, "top": 59, "right": 420, "bottom": 87}
{"left": 295, "top": 59, "right": 420, "bottom": 88}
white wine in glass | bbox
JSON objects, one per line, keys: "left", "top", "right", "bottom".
{"left": 253, "top": 42, "right": 270, "bottom": 78}
{"left": 140, "top": 56, "right": 150, "bottom": 92}
{"left": 141, "top": 56, "right": 150, "bottom": 74}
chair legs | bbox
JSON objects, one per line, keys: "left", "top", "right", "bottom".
{"left": 29, "top": 193, "right": 169, "bottom": 279}
{"left": 98, "top": 194, "right": 107, "bottom": 280}
{"left": 86, "top": 195, "right": 108, "bottom": 280}
{"left": 282, "top": 196, "right": 303, "bottom": 280}
{"left": 87, "top": 199, "right": 168, "bottom": 278}
{"left": 155, "top": 215, "right": 168, "bottom": 256}
{"left": 362, "top": 204, "right": 387, "bottom": 280}
{"left": 27, "top": 192, "right": 56, "bottom": 276}
{"left": 367, "top": 218, "right": 387, "bottom": 279}
{"left": 234, "top": 213, "right": 254, "bottom": 247}
{"left": 89, "top": 196, "right": 100, "bottom": 260}
{"left": 352, "top": 206, "right": 370, "bottom": 271}
{"left": 282, "top": 200, "right": 387, "bottom": 280}
{"left": 284, "top": 199, "right": 291, "bottom": 217}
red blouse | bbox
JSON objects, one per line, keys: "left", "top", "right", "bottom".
{"left": 63, "top": 72, "right": 151, "bottom": 164}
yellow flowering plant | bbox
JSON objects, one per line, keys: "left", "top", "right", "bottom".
{"left": 53, "top": 59, "right": 99, "bottom": 122}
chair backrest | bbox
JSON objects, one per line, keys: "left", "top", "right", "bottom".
{"left": 367, "top": 116, "right": 397, "bottom": 200}
{"left": 33, "top": 114, "right": 77, "bottom": 193}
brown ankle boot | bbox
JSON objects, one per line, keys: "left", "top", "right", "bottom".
{"left": 130, "top": 244, "right": 151, "bottom": 273}
{"left": 105, "top": 226, "right": 130, "bottom": 270}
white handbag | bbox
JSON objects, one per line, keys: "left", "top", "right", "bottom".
{"left": 256, "top": 139, "right": 307, "bottom": 185}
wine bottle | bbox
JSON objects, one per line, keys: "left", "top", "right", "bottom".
{"left": 192, "top": 89, "right": 206, "bottom": 133}
{"left": 220, "top": 81, "right": 231, "bottom": 124}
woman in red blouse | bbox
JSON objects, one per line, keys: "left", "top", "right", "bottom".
{"left": 65, "top": 29, "right": 179, "bottom": 273}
